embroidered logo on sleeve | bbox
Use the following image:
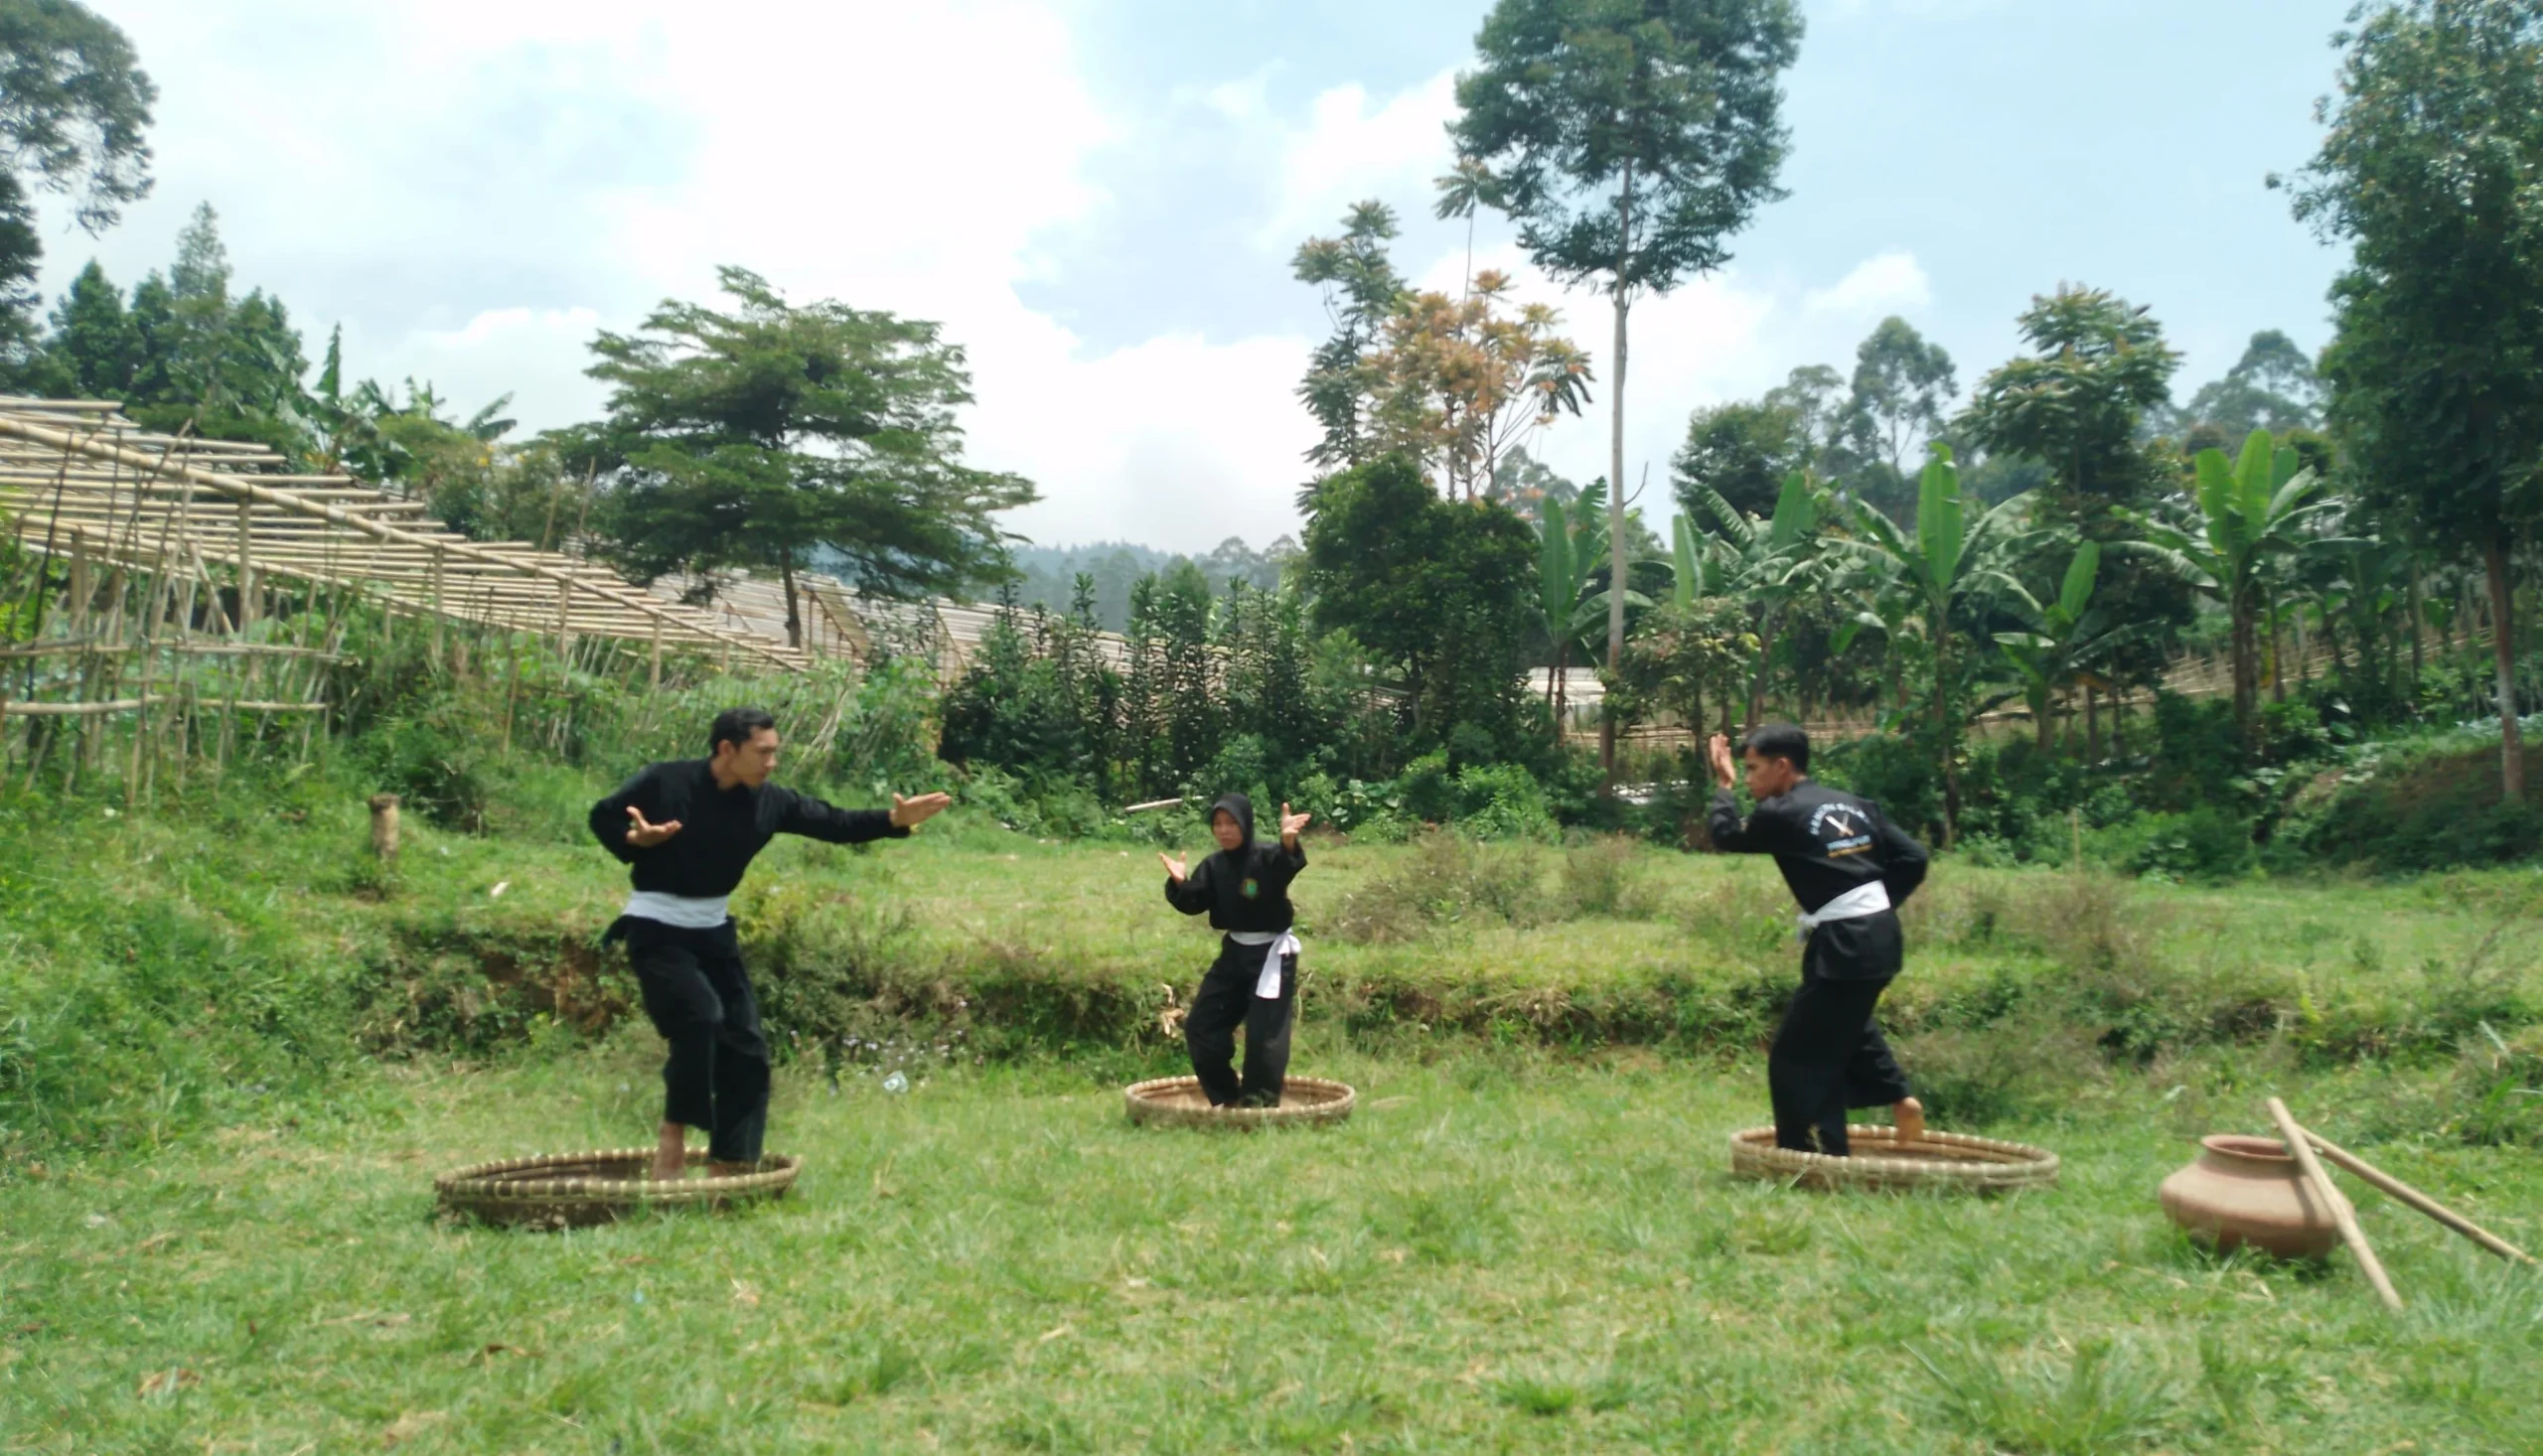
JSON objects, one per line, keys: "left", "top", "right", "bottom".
{"left": 1807, "top": 802, "right": 1875, "bottom": 858}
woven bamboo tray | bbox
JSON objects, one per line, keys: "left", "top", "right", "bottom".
{"left": 1123, "top": 1076, "right": 1355, "bottom": 1129}
{"left": 1727, "top": 1125, "right": 2058, "bottom": 1194}
{"left": 434, "top": 1148, "right": 802, "bottom": 1229}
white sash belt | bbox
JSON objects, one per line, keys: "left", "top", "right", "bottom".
{"left": 623, "top": 890, "right": 731, "bottom": 929}
{"left": 1227, "top": 929, "right": 1301, "bottom": 999}
{"left": 1797, "top": 880, "right": 1889, "bottom": 933}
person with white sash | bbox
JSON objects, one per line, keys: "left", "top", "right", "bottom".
{"left": 1160, "top": 793, "right": 1311, "bottom": 1107}
{"left": 1706, "top": 723, "right": 1929, "bottom": 1156}
{"left": 590, "top": 707, "right": 950, "bottom": 1180}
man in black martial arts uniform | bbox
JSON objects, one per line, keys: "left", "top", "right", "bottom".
{"left": 591, "top": 707, "right": 951, "bottom": 1180}
{"left": 1160, "top": 793, "right": 1312, "bottom": 1107}
{"left": 1706, "top": 723, "right": 1929, "bottom": 1155}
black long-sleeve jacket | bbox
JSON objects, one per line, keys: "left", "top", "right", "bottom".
{"left": 1164, "top": 793, "right": 1306, "bottom": 935}
{"left": 1707, "top": 780, "right": 1928, "bottom": 916}
{"left": 589, "top": 759, "right": 904, "bottom": 897}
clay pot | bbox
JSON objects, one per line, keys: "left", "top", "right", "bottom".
{"left": 2159, "top": 1134, "right": 2351, "bottom": 1258}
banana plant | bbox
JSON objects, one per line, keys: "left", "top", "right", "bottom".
{"left": 1996, "top": 541, "right": 2135, "bottom": 752}
{"left": 1691, "top": 470, "right": 1824, "bottom": 728}
{"left": 2126, "top": 428, "right": 2332, "bottom": 740}
{"left": 1538, "top": 496, "right": 1613, "bottom": 726}
{"left": 1838, "top": 447, "right": 2030, "bottom": 842}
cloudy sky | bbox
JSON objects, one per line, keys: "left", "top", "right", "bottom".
{"left": 40, "top": 0, "right": 2356, "bottom": 553}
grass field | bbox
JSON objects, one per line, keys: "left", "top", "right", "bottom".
{"left": 5, "top": 1039, "right": 2541, "bottom": 1453}
{"left": 5, "top": 790, "right": 2543, "bottom": 1451}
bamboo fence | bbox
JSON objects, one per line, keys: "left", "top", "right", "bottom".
{"left": 0, "top": 397, "right": 816, "bottom": 793}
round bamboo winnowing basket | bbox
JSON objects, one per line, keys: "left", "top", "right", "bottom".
{"left": 434, "top": 1149, "right": 801, "bottom": 1229}
{"left": 1727, "top": 1125, "right": 2058, "bottom": 1194}
{"left": 1123, "top": 1076, "right": 1355, "bottom": 1129}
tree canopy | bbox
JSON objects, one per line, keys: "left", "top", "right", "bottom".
{"left": 587, "top": 266, "right": 1036, "bottom": 650}
{"left": 1449, "top": 0, "right": 1804, "bottom": 773}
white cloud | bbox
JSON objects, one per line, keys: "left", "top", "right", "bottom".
{"left": 1253, "top": 69, "right": 1460, "bottom": 249}
{"left": 390, "top": 307, "right": 606, "bottom": 428}
{"left": 35, "top": 0, "right": 1337, "bottom": 553}
{"left": 1804, "top": 250, "right": 1932, "bottom": 316}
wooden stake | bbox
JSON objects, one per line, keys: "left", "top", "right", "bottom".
{"left": 2268, "top": 1097, "right": 2404, "bottom": 1312}
{"left": 2303, "top": 1127, "right": 2537, "bottom": 1266}
{"left": 369, "top": 793, "right": 400, "bottom": 862}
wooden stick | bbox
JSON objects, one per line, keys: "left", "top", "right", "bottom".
{"left": 2268, "top": 1097, "right": 2404, "bottom": 1312}
{"left": 2304, "top": 1128, "right": 2538, "bottom": 1266}
{"left": 369, "top": 793, "right": 400, "bottom": 863}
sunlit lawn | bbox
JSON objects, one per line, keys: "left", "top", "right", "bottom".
{"left": 6, "top": 1032, "right": 2540, "bottom": 1453}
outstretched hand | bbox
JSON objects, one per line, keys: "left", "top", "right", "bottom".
{"left": 1159, "top": 852, "right": 1188, "bottom": 884}
{"left": 625, "top": 804, "right": 683, "bottom": 848}
{"left": 1279, "top": 801, "right": 1311, "bottom": 841}
{"left": 1706, "top": 733, "right": 1738, "bottom": 791}
{"left": 889, "top": 792, "right": 953, "bottom": 830}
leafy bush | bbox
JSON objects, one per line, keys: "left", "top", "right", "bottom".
{"left": 2106, "top": 806, "right": 2258, "bottom": 883}
{"left": 1451, "top": 762, "right": 1560, "bottom": 842}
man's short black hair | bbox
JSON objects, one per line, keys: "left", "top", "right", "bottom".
{"left": 1741, "top": 721, "right": 1810, "bottom": 774}
{"left": 708, "top": 706, "right": 777, "bottom": 756}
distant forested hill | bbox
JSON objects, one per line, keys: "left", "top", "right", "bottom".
{"left": 1002, "top": 536, "right": 1296, "bottom": 632}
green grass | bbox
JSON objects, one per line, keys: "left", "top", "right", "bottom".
{"left": 5, "top": 777, "right": 2543, "bottom": 1449}
{"left": 4, "top": 1042, "right": 2541, "bottom": 1452}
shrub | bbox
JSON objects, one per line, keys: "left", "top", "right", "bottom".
{"left": 1451, "top": 762, "right": 1560, "bottom": 842}
{"left": 2107, "top": 806, "right": 2257, "bottom": 883}
{"left": 1558, "top": 835, "right": 1658, "bottom": 919}
{"left": 1326, "top": 831, "right": 1552, "bottom": 943}
{"left": 2445, "top": 1023, "right": 2543, "bottom": 1147}
{"left": 1895, "top": 1011, "right": 2109, "bottom": 1128}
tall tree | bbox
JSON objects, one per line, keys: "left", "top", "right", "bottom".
{"left": 587, "top": 265, "right": 1036, "bottom": 650}
{"left": 1364, "top": 269, "right": 1593, "bottom": 499}
{"left": 2176, "top": 329, "right": 2325, "bottom": 436}
{"left": 1961, "top": 285, "right": 2190, "bottom": 687}
{"left": 43, "top": 256, "right": 134, "bottom": 396}
{"left": 1302, "top": 453, "right": 1537, "bottom": 753}
{"left": 2289, "top": 0, "right": 2543, "bottom": 799}
{"left": 1671, "top": 395, "right": 1809, "bottom": 522}
{"left": 1449, "top": 0, "right": 1805, "bottom": 776}
{"left": 1842, "top": 315, "right": 1958, "bottom": 483}
{"left": 1963, "top": 286, "right": 2180, "bottom": 515}
{"left": 1291, "top": 202, "right": 1409, "bottom": 473}
{"left": 0, "top": 0, "right": 153, "bottom": 371}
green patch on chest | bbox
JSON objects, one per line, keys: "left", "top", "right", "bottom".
{"left": 1242, "top": 877, "right": 1260, "bottom": 900}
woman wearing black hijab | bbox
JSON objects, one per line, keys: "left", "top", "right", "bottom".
{"left": 1160, "top": 793, "right": 1312, "bottom": 1106}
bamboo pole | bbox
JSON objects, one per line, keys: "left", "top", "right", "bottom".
{"left": 2303, "top": 1128, "right": 2537, "bottom": 1266}
{"left": 2268, "top": 1098, "right": 2404, "bottom": 1312}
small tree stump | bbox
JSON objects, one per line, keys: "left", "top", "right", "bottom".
{"left": 369, "top": 794, "right": 401, "bottom": 862}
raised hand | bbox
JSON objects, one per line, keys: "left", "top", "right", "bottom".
{"left": 625, "top": 804, "right": 683, "bottom": 848}
{"left": 1279, "top": 801, "right": 1311, "bottom": 841}
{"left": 1706, "top": 733, "right": 1738, "bottom": 790}
{"left": 1159, "top": 851, "right": 1188, "bottom": 884}
{"left": 889, "top": 791, "right": 954, "bottom": 830}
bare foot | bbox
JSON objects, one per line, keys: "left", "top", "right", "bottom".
{"left": 706, "top": 1160, "right": 755, "bottom": 1179}
{"left": 1893, "top": 1096, "right": 1925, "bottom": 1144}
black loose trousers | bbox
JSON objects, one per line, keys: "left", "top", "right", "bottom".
{"left": 1770, "top": 913, "right": 1912, "bottom": 1155}
{"left": 1184, "top": 938, "right": 1297, "bottom": 1107}
{"left": 623, "top": 918, "right": 769, "bottom": 1165}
